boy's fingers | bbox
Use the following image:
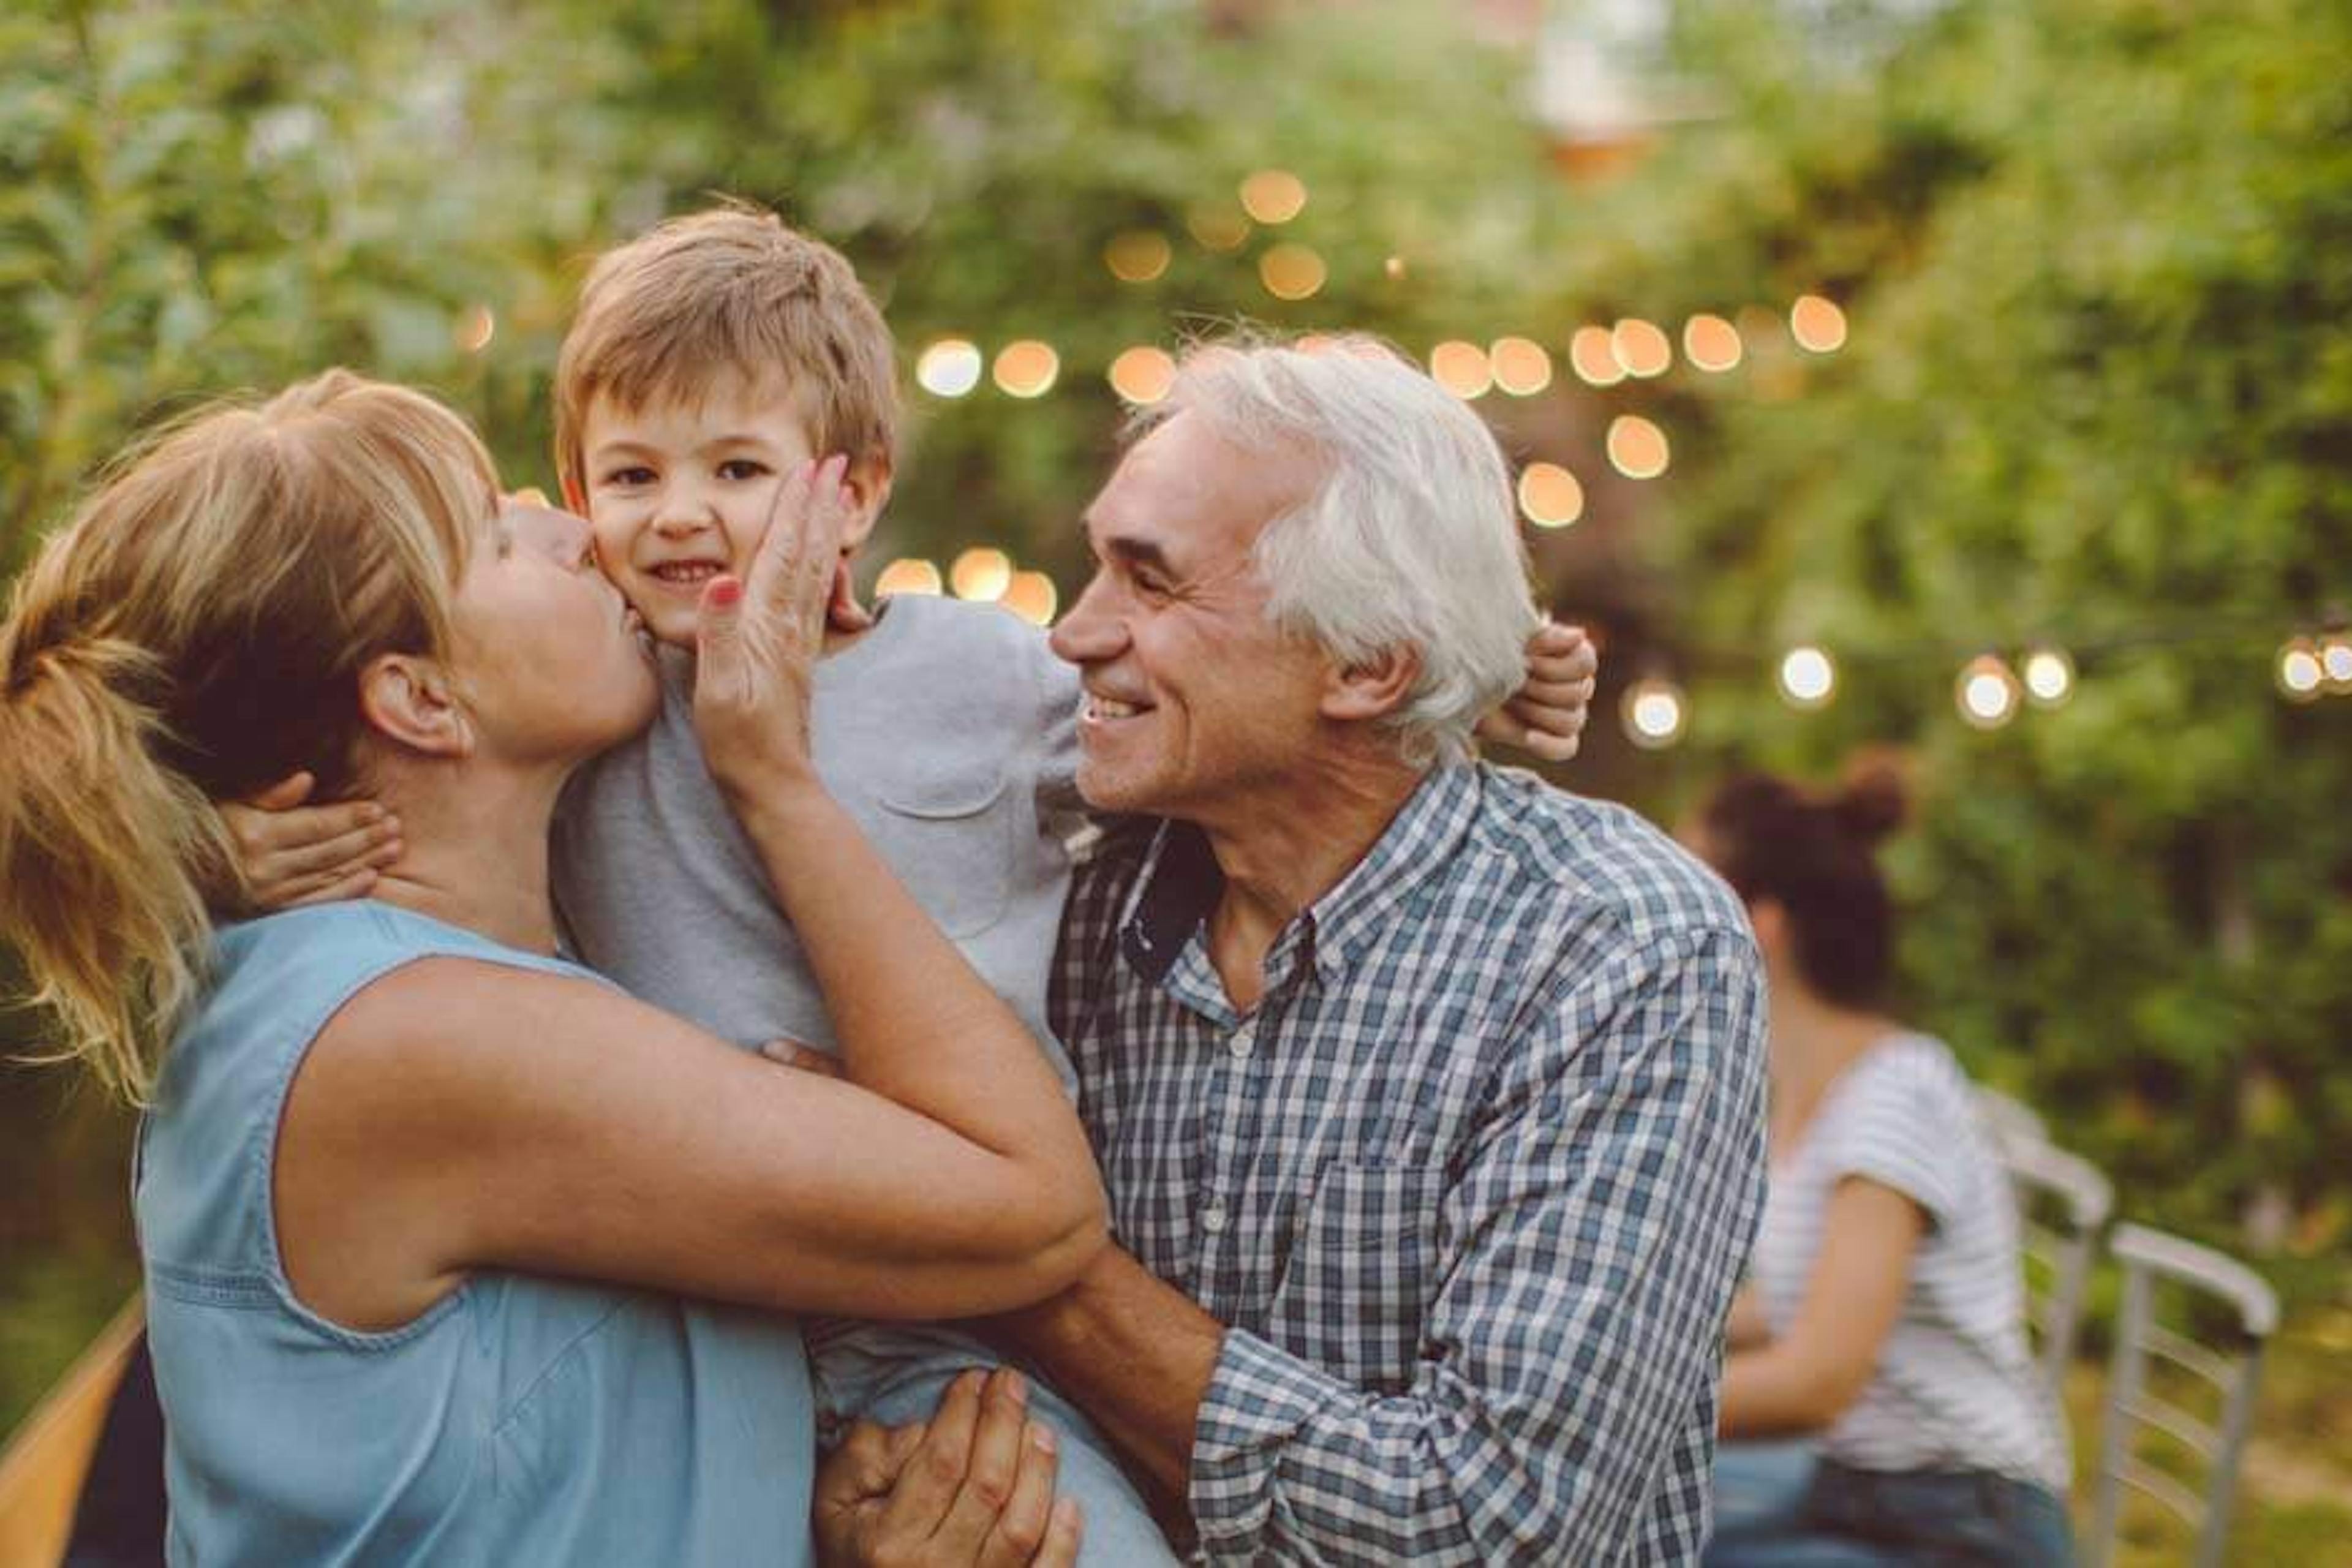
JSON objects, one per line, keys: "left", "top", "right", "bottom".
{"left": 282, "top": 865, "right": 381, "bottom": 909}
{"left": 243, "top": 771, "right": 317, "bottom": 812}
{"left": 262, "top": 815, "right": 401, "bottom": 881}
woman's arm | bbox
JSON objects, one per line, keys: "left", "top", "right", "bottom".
{"left": 276, "top": 959, "right": 1105, "bottom": 1330}
{"left": 1724, "top": 1284, "right": 1774, "bottom": 1352}
{"left": 1717, "top": 1177, "right": 1924, "bottom": 1437}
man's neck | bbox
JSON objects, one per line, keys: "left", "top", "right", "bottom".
{"left": 365, "top": 761, "right": 568, "bottom": 956}
{"left": 1199, "top": 751, "right": 1431, "bottom": 1012}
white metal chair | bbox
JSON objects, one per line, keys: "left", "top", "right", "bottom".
{"left": 1999, "top": 1136, "right": 2114, "bottom": 1391}
{"left": 1973, "top": 1083, "right": 2048, "bottom": 1156}
{"left": 2084, "top": 1223, "right": 2278, "bottom": 1568}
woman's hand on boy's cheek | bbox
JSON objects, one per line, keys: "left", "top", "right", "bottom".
{"left": 217, "top": 770, "right": 402, "bottom": 913}
{"left": 1476, "top": 621, "right": 1599, "bottom": 763}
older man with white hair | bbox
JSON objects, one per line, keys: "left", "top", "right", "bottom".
{"left": 898, "top": 334, "right": 1769, "bottom": 1564}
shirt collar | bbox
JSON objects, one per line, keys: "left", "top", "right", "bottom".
{"left": 1117, "top": 763, "right": 1484, "bottom": 995}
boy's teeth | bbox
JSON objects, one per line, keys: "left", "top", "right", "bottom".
{"left": 654, "top": 563, "right": 722, "bottom": 584}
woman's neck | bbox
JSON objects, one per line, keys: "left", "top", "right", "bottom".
{"left": 363, "top": 760, "right": 567, "bottom": 956}
{"left": 1765, "top": 984, "right": 1903, "bottom": 1150}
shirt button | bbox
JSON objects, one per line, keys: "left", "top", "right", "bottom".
{"left": 1201, "top": 1203, "right": 1229, "bottom": 1235}
{"left": 1227, "top": 1022, "right": 1256, "bottom": 1060}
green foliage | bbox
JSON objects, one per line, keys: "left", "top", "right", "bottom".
{"left": 1605, "top": 0, "right": 2352, "bottom": 1240}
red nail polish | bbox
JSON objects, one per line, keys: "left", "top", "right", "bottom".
{"left": 708, "top": 578, "right": 742, "bottom": 608}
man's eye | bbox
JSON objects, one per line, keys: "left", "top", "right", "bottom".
{"left": 717, "top": 459, "right": 771, "bottom": 482}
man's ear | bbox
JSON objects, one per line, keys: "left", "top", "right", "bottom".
{"left": 358, "top": 652, "right": 474, "bottom": 760}
{"left": 839, "top": 451, "right": 895, "bottom": 557}
{"left": 1320, "top": 644, "right": 1421, "bottom": 725}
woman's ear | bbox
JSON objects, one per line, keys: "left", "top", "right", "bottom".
{"left": 1319, "top": 644, "right": 1421, "bottom": 725}
{"left": 357, "top": 653, "right": 474, "bottom": 760}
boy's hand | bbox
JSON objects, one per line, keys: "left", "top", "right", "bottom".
{"left": 1477, "top": 621, "right": 1599, "bottom": 763}
{"left": 217, "top": 771, "right": 402, "bottom": 912}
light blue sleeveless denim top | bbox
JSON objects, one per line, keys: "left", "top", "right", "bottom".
{"left": 136, "top": 902, "right": 814, "bottom": 1566}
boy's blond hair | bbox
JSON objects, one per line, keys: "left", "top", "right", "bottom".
{"left": 554, "top": 204, "right": 899, "bottom": 498}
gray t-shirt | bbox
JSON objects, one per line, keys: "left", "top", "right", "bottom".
{"left": 552, "top": 592, "right": 1084, "bottom": 1089}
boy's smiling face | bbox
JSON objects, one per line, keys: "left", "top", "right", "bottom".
{"left": 570, "top": 370, "right": 884, "bottom": 647}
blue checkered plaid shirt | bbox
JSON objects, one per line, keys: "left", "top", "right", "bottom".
{"left": 1052, "top": 763, "right": 1768, "bottom": 1564}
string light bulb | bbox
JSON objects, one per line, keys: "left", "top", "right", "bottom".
{"left": 1429, "top": 341, "right": 1494, "bottom": 399}
{"left": 1001, "top": 571, "right": 1058, "bottom": 627}
{"left": 874, "top": 559, "right": 943, "bottom": 597}
{"left": 1517, "top": 463, "right": 1585, "bottom": 529}
{"left": 1611, "top": 318, "right": 1672, "bottom": 379}
{"left": 1621, "top": 677, "right": 1689, "bottom": 750}
{"left": 1958, "top": 655, "right": 2021, "bottom": 729}
{"left": 2277, "top": 636, "right": 2325, "bottom": 701}
{"left": 949, "top": 548, "right": 1014, "bottom": 603}
{"left": 1790, "top": 295, "right": 1849, "bottom": 353}
{"left": 1606, "top": 416, "right": 1670, "bottom": 479}
{"left": 991, "top": 341, "right": 1060, "bottom": 398}
{"left": 1490, "top": 337, "right": 1554, "bottom": 396}
{"left": 1777, "top": 646, "right": 1836, "bottom": 710}
{"left": 2022, "top": 646, "right": 2075, "bottom": 707}
{"left": 2320, "top": 631, "right": 2352, "bottom": 694}
{"left": 1108, "top": 346, "right": 1176, "bottom": 405}
{"left": 1569, "top": 326, "right": 1624, "bottom": 386}
{"left": 916, "top": 339, "right": 984, "bottom": 398}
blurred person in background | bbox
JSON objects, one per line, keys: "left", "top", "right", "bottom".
{"left": 1689, "top": 760, "right": 2073, "bottom": 1566}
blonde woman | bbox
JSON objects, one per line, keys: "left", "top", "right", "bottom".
{"left": 0, "top": 372, "right": 1098, "bottom": 1566}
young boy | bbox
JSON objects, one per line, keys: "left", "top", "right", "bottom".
{"left": 241, "top": 204, "right": 1593, "bottom": 1560}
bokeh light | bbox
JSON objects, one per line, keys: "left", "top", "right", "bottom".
{"left": 1958, "top": 655, "right": 2021, "bottom": 728}
{"left": 1611, "top": 318, "right": 1672, "bottom": 379}
{"left": 2277, "top": 636, "right": 2324, "bottom": 701}
{"left": 1490, "top": 336, "right": 1554, "bottom": 396}
{"left": 1001, "top": 571, "right": 1059, "bottom": 627}
{"left": 1108, "top": 345, "right": 1177, "bottom": 405}
{"left": 2022, "top": 646, "right": 2076, "bottom": 707}
{"left": 874, "top": 558, "right": 943, "bottom": 598}
{"left": 1259, "top": 243, "right": 1327, "bottom": 301}
{"left": 1104, "top": 230, "right": 1172, "bottom": 284}
{"left": 1777, "top": 646, "right": 1836, "bottom": 709}
{"left": 1186, "top": 201, "right": 1251, "bottom": 252}
{"left": 1790, "top": 295, "right": 1849, "bottom": 353}
{"left": 949, "top": 548, "right": 1014, "bottom": 603}
{"left": 2320, "top": 631, "right": 2352, "bottom": 693}
{"left": 1517, "top": 462, "right": 1585, "bottom": 529}
{"left": 1606, "top": 415, "right": 1670, "bottom": 478}
{"left": 1622, "top": 677, "right": 1689, "bottom": 750}
{"left": 1238, "top": 169, "right": 1308, "bottom": 224}
{"left": 1384, "top": 254, "right": 1408, "bottom": 280}
{"left": 991, "top": 340, "right": 1060, "bottom": 398}
{"left": 1569, "top": 325, "right": 1625, "bottom": 386}
{"left": 916, "top": 339, "right": 984, "bottom": 398}
{"left": 1682, "top": 314, "right": 1743, "bottom": 372}
{"left": 1429, "top": 340, "right": 1494, "bottom": 399}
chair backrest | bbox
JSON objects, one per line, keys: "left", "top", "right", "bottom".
{"left": 2086, "top": 1223, "right": 2278, "bottom": 1568}
{"left": 1974, "top": 1084, "right": 2048, "bottom": 1156}
{"left": 1999, "top": 1137, "right": 2114, "bottom": 1390}
{"left": 0, "top": 1296, "right": 143, "bottom": 1568}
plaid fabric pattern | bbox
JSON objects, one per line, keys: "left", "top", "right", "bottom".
{"left": 1052, "top": 764, "right": 1769, "bottom": 1565}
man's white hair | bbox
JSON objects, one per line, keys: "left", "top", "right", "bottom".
{"left": 1134, "top": 333, "right": 1541, "bottom": 767}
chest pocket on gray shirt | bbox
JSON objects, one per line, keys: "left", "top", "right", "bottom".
{"left": 873, "top": 765, "right": 1019, "bottom": 938}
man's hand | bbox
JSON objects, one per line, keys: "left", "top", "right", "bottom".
{"left": 814, "top": 1368, "right": 1083, "bottom": 1568}
{"left": 1477, "top": 621, "right": 1599, "bottom": 763}
{"left": 217, "top": 771, "right": 402, "bottom": 912}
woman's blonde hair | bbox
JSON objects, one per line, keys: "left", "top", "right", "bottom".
{"left": 0, "top": 370, "right": 496, "bottom": 1102}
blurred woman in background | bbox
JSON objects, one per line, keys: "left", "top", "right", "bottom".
{"left": 1692, "top": 760, "right": 2073, "bottom": 1567}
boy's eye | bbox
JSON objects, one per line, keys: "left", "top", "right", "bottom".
{"left": 717, "top": 459, "right": 771, "bottom": 482}
{"left": 601, "top": 466, "right": 655, "bottom": 488}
